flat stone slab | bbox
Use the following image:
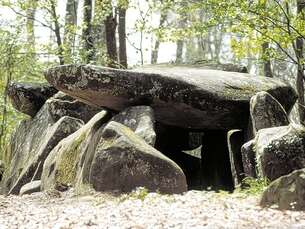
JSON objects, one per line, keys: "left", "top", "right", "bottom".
{"left": 45, "top": 65, "right": 297, "bottom": 130}
{"left": 7, "top": 82, "right": 58, "bottom": 117}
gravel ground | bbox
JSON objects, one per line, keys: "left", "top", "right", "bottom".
{"left": 0, "top": 189, "right": 305, "bottom": 229}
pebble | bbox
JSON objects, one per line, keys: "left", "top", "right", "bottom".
{"left": 0, "top": 190, "right": 304, "bottom": 228}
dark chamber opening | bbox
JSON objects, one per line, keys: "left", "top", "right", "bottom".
{"left": 155, "top": 123, "right": 234, "bottom": 191}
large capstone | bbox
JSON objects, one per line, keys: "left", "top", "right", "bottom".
{"left": 45, "top": 64, "right": 297, "bottom": 130}
{"left": 7, "top": 81, "right": 58, "bottom": 117}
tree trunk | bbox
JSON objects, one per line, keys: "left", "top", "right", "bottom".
{"left": 63, "top": 0, "right": 79, "bottom": 63}
{"left": 105, "top": 10, "right": 118, "bottom": 67}
{"left": 151, "top": 12, "right": 167, "bottom": 64}
{"left": 175, "top": 15, "right": 187, "bottom": 63}
{"left": 82, "top": 0, "right": 94, "bottom": 63}
{"left": 49, "top": 0, "right": 64, "bottom": 65}
{"left": 118, "top": 7, "right": 127, "bottom": 68}
{"left": 296, "top": 0, "right": 305, "bottom": 124}
{"left": 262, "top": 42, "right": 273, "bottom": 77}
{"left": 26, "top": 0, "right": 38, "bottom": 57}
{"left": 176, "top": 40, "right": 184, "bottom": 63}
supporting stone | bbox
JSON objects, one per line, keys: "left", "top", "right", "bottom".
{"left": 227, "top": 129, "right": 245, "bottom": 187}
{"left": 241, "top": 140, "right": 257, "bottom": 178}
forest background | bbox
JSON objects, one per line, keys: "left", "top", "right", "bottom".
{"left": 0, "top": 0, "right": 304, "bottom": 163}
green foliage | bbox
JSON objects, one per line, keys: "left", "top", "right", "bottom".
{"left": 236, "top": 177, "right": 269, "bottom": 195}
{"left": 120, "top": 187, "right": 149, "bottom": 201}
{"left": 0, "top": 14, "right": 51, "bottom": 162}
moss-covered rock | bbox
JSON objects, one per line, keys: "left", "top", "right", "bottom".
{"left": 0, "top": 102, "right": 84, "bottom": 194}
{"left": 41, "top": 111, "right": 110, "bottom": 191}
{"left": 248, "top": 124, "right": 305, "bottom": 181}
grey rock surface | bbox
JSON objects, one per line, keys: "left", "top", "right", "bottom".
{"left": 260, "top": 168, "right": 305, "bottom": 210}
{"left": 250, "top": 91, "right": 289, "bottom": 135}
{"left": 110, "top": 106, "right": 156, "bottom": 145}
{"left": 45, "top": 64, "right": 297, "bottom": 130}
{"left": 7, "top": 81, "right": 58, "bottom": 117}
{"left": 20, "top": 180, "right": 41, "bottom": 195}
{"left": 47, "top": 92, "right": 101, "bottom": 123}
{"left": 89, "top": 121, "right": 187, "bottom": 194}
{"left": 227, "top": 129, "right": 245, "bottom": 187}
{"left": 41, "top": 111, "right": 110, "bottom": 192}
{"left": 1, "top": 102, "right": 84, "bottom": 194}
{"left": 241, "top": 140, "right": 257, "bottom": 178}
{"left": 254, "top": 124, "right": 305, "bottom": 181}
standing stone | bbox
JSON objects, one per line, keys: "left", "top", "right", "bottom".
{"left": 227, "top": 130, "right": 245, "bottom": 187}
{"left": 110, "top": 106, "right": 156, "bottom": 146}
{"left": 1, "top": 102, "right": 84, "bottom": 194}
{"left": 241, "top": 140, "right": 257, "bottom": 178}
{"left": 260, "top": 168, "right": 305, "bottom": 211}
{"left": 254, "top": 124, "right": 305, "bottom": 181}
{"left": 7, "top": 82, "right": 57, "bottom": 117}
{"left": 20, "top": 180, "right": 41, "bottom": 195}
{"left": 4, "top": 116, "right": 83, "bottom": 194}
{"left": 250, "top": 91, "right": 289, "bottom": 135}
{"left": 41, "top": 111, "right": 110, "bottom": 191}
{"left": 89, "top": 121, "right": 187, "bottom": 194}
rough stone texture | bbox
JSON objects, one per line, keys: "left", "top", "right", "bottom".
{"left": 89, "top": 121, "right": 187, "bottom": 194}
{"left": 260, "top": 168, "right": 305, "bottom": 211}
{"left": 250, "top": 91, "right": 289, "bottom": 135}
{"left": 45, "top": 64, "right": 297, "bottom": 130}
{"left": 241, "top": 140, "right": 257, "bottom": 178}
{"left": 183, "top": 62, "right": 248, "bottom": 73}
{"left": 254, "top": 124, "right": 305, "bottom": 181}
{"left": 0, "top": 102, "right": 84, "bottom": 195}
{"left": 7, "top": 81, "right": 58, "bottom": 117}
{"left": 19, "top": 180, "right": 41, "bottom": 196}
{"left": 201, "top": 130, "right": 234, "bottom": 191}
{"left": 227, "top": 130, "right": 245, "bottom": 187}
{"left": 41, "top": 111, "right": 110, "bottom": 192}
{"left": 47, "top": 92, "right": 102, "bottom": 123}
{"left": 110, "top": 106, "right": 156, "bottom": 145}
{"left": 0, "top": 161, "right": 4, "bottom": 182}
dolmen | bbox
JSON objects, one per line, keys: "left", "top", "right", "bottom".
{"left": 1, "top": 64, "right": 299, "bottom": 197}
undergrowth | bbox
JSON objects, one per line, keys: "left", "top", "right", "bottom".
{"left": 235, "top": 177, "right": 269, "bottom": 196}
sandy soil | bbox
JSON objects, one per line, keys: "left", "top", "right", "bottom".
{"left": 0, "top": 189, "right": 304, "bottom": 229}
